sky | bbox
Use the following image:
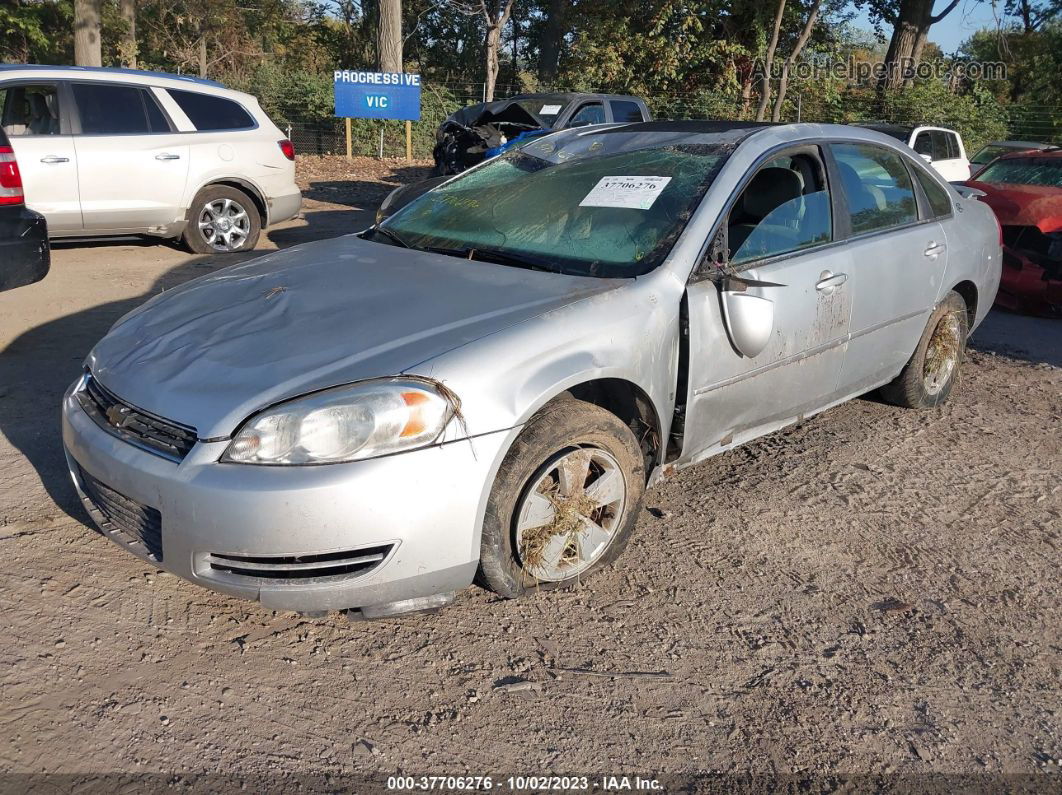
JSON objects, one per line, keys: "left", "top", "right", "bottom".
{"left": 852, "top": 0, "right": 1006, "bottom": 54}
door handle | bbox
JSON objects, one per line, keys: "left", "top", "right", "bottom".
{"left": 815, "top": 271, "right": 848, "bottom": 294}
{"left": 924, "top": 241, "right": 945, "bottom": 258}
{"left": 40, "top": 156, "right": 70, "bottom": 164}
{"left": 155, "top": 153, "right": 181, "bottom": 161}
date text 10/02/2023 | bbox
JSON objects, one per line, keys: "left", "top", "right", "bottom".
{"left": 385, "top": 776, "right": 663, "bottom": 791}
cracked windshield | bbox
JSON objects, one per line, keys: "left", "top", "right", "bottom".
{"left": 378, "top": 144, "right": 729, "bottom": 277}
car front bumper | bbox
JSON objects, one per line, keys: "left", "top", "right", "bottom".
{"left": 61, "top": 381, "right": 509, "bottom": 614}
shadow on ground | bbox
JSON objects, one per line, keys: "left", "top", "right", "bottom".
{"left": 970, "top": 309, "right": 1062, "bottom": 368}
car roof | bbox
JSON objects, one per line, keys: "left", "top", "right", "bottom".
{"left": 982, "top": 140, "right": 1053, "bottom": 149}
{"left": 544, "top": 121, "right": 912, "bottom": 152}
{"left": 0, "top": 64, "right": 225, "bottom": 87}
{"left": 852, "top": 123, "right": 914, "bottom": 139}
{"left": 994, "top": 147, "right": 1062, "bottom": 161}
{"left": 510, "top": 92, "right": 645, "bottom": 103}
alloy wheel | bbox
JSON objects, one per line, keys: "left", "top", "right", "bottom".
{"left": 514, "top": 447, "right": 628, "bottom": 582}
{"left": 198, "top": 197, "right": 251, "bottom": 252}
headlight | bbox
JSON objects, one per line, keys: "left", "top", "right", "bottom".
{"left": 222, "top": 379, "right": 455, "bottom": 465}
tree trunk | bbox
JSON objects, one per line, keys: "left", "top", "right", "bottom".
{"left": 755, "top": 0, "right": 786, "bottom": 122}
{"left": 198, "top": 31, "right": 208, "bottom": 77}
{"left": 879, "top": 0, "right": 961, "bottom": 90}
{"left": 481, "top": 0, "right": 515, "bottom": 102}
{"left": 119, "top": 0, "right": 137, "bottom": 68}
{"left": 377, "top": 0, "right": 403, "bottom": 72}
{"left": 73, "top": 0, "right": 103, "bottom": 67}
{"left": 537, "top": 0, "right": 567, "bottom": 83}
{"left": 771, "top": 0, "right": 821, "bottom": 122}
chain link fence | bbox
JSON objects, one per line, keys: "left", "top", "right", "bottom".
{"left": 272, "top": 79, "right": 1061, "bottom": 161}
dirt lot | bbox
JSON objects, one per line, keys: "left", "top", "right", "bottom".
{"left": 0, "top": 157, "right": 1059, "bottom": 790}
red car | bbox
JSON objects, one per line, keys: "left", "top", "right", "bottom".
{"left": 964, "top": 148, "right": 1062, "bottom": 316}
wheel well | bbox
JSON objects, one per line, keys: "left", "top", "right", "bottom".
{"left": 951, "top": 280, "right": 978, "bottom": 330}
{"left": 565, "top": 379, "right": 662, "bottom": 476}
{"left": 207, "top": 179, "right": 268, "bottom": 225}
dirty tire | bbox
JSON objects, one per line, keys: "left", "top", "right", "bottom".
{"left": 182, "top": 185, "right": 262, "bottom": 254}
{"left": 880, "top": 291, "right": 969, "bottom": 409}
{"left": 477, "top": 397, "right": 646, "bottom": 599}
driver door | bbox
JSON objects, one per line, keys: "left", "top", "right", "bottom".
{"left": 680, "top": 147, "right": 853, "bottom": 463}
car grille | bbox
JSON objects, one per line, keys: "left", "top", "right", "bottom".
{"left": 204, "top": 544, "right": 394, "bottom": 583}
{"left": 77, "top": 466, "right": 164, "bottom": 562}
{"left": 77, "top": 373, "right": 197, "bottom": 462}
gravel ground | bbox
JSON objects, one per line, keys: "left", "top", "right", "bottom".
{"left": 0, "top": 158, "right": 1059, "bottom": 791}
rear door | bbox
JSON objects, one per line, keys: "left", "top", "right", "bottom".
{"left": 830, "top": 141, "right": 948, "bottom": 394}
{"left": 70, "top": 81, "right": 189, "bottom": 232}
{"left": 0, "top": 81, "right": 81, "bottom": 232}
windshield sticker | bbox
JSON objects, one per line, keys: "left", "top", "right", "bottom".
{"left": 579, "top": 176, "right": 673, "bottom": 210}
{"left": 539, "top": 104, "right": 563, "bottom": 115}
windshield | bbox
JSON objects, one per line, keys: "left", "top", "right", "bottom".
{"left": 515, "top": 96, "right": 571, "bottom": 127}
{"left": 379, "top": 144, "right": 730, "bottom": 277}
{"left": 976, "top": 158, "right": 1062, "bottom": 188}
{"left": 971, "top": 145, "right": 1015, "bottom": 165}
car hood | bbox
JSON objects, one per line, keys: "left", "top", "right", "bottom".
{"left": 88, "top": 236, "right": 619, "bottom": 438}
{"left": 967, "top": 181, "right": 1062, "bottom": 233}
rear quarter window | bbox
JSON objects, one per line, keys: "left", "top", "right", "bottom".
{"left": 609, "top": 100, "right": 645, "bottom": 123}
{"left": 168, "top": 89, "right": 255, "bottom": 131}
{"left": 911, "top": 165, "right": 952, "bottom": 218}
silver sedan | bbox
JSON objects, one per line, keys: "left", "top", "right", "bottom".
{"left": 62, "top": 121, "right": 1001, "bottom": 619}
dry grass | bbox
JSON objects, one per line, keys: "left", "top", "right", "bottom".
{"left": 518, "top": 482, "right": 597, "bottom": 574}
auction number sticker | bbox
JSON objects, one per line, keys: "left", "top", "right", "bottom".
{"left": 579, "top": 176, "right": 672, "bottom": 210}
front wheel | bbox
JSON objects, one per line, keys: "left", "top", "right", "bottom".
{"left": 182, "top": 186, "right": 261, "bottom": 254}
{"left": 477, "top": 398, "right": 646, "bottom": 599}
{"left": 880, "top": 291, "right": 969, "bottom": 408}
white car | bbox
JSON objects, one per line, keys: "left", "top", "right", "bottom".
{"left": 0, "top": 65, "right": 301, "bottom": 253}
{"left": 854, "top": 123, "right": 971, "bottom": 181}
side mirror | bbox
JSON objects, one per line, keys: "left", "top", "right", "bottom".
{"left": 721, "top": 280, "right": 775, "bottom": 358}
{"left": 920, "top": 153, "right": 933, "bottom": 163}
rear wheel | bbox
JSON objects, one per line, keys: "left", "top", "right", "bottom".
{"left": 477, "top": 398, "right": 646, "bottom": 598}
{"left": 880, "top": 291, "right": 969, "bottom": 408}
{"left": 182, "top": 185, "right": 261, "bottom": 254}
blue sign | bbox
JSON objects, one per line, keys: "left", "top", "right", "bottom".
{"left": 334, "top": 71, "right": 421, "bottom": 121}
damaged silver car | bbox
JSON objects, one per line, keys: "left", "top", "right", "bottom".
{"left": 62, "top": 121, "right": 1001, "bottom": 619}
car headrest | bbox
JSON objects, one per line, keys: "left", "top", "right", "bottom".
{"left": 743, "top": 167, "right": 803, "bottom": 220}
{"left": 28, "top": 93, "right": 50, "bottom": 118}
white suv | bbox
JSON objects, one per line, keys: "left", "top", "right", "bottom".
{"left": 854, "top": 123, "right": 972, "bottom": 181}
{"left": 0, "top": 65, "right": 301, "bottom": 253}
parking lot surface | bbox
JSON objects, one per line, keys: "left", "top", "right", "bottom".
{"left": 0, "top": 158, "right": 1059, "bottom": 785}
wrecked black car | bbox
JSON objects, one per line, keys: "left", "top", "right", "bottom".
{"left": 432, "top": 92, "right": 650, "bottom": 175}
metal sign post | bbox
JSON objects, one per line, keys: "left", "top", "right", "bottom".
{"left": 334, "top": 70, "right": 422, "bottom": 162}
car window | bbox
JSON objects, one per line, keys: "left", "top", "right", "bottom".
{"left": 72, "top": 83, "right": 170, "bottom": 135}
{"left": 167, "top": 89, "right": 255, "bottom": 131}
{"left": 0, "top": 84, "right": 61, "bottom": 136}
{"left": 930, "top": 131, "right": 953, "bottom": 161}
{"left": 609, "top": 100, "right": 644, "bottom": 123}
{"left": 947, "top": 133, "right": 961, "bottom": 159}
{"left": 381, "top": 143, "right": 731, "bottom": 278}
{"left": 728, "top": 153, "right": 832, "bottom": 265}
{"left": 568, "top": 103, "right": 605, "bottom": 127}
{"left": 913, "top": 133, "right": 933, "bottom": 157}
{"left": 971, "top": 145, "right": 1010, "bottom": 165}
{"left": 832, "top": 142, "right": 918, "bottom": 235}
{"left": 975, "top": 157, "right": 1062, "bottom": 188}
{"left": 911, "top": 166, "right": 952, "bottom": 218}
